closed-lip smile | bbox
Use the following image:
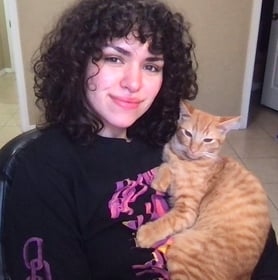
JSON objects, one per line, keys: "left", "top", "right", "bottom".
{"left": 110, "top": 95, "right": 142, "bottom": 109}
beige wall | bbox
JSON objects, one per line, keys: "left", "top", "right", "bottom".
{"left": 164, "top": 0, "right": 253, "bottom": 116}
{"left": 0, "top": 0, "right": 11, "bottom": 70}
{"left": 16, "top": 0, "right": 75, "bottom": 123}
{"left": 17, "top": 0, "right": 254, "bottom": 124}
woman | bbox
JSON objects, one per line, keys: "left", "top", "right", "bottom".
{"left": 3, "top": 0, "right": 278, "bottom": 279}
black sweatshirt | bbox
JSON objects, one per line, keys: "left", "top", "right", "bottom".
{"left": 3, "top": 127, "right": 278, "bottom": 279}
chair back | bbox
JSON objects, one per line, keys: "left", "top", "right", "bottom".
{"left": 0, "top": 129, "right": 41, "bottom": 280}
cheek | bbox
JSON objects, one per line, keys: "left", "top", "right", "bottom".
{"left": 207, "top": 140, "right": 221, "bottom": 153}
{"left": 177, "top": 130, "right": 188, "bottom": 144}
{"left": 145, "top": 77, "right": 163, "bottom": 99}
{"left": 85, "top": 91, "right": 98, "bottom": 112}
{"left": 86, "top": 62, "right": 114, "bottom": 91}
{"left": 85, "top": 65, "right": 99, "bottom": 92}
{"left": 86, "top": 72, "right": 114, "bottom": 93}
{"left": 86, "top": 77, "right": 97, "bottom": 92}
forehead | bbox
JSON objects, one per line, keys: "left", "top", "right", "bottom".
{"left": 105, "top": 35, "right": 148, "bottom": 52}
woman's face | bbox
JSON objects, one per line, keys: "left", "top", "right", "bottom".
{"left": 85, "top": 35, "right": 164, "bottom": 139}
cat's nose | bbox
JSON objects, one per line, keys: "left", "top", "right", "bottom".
{"left": 187, "top": 149, "right": 197, "bottom": 159}
{"left": 190, "top": 143, "right": 199, "bottom": 153}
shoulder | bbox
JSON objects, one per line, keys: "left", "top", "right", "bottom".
{"left": 31, "top": 126, "right": 73, "bottom": 152}
{"left": 14, "top": 126, "right": 79, "bottom": 173}
{"left": 23, "top": 126, "right": 72, "bottom": 152}
{"left": 7, "top": 127, "right": 85, "bottom": 199}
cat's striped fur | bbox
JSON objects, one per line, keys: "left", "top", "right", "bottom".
{"left": 136, "top": 101, "right": 270, "bottom": 280}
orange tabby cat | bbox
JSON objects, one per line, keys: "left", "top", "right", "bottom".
{"left": 136, "top": 101, "right": 270, "bottom": 280}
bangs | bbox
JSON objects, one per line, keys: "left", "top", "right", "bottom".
{"left": 92, "top": 1, "right": 165, "bottom": 55}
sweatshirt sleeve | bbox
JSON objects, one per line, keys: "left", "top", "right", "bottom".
{"left": 3, "top": 139, "right": 92, "bottom": 279}
{"left": 252, "top": 227, "right": 278, "bottom": 280}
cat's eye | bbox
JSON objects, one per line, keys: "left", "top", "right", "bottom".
{"left": 203, "top": 138, "right": 213, "bottom": 143}
{"left": 184, "top": 130, "right": 192, "bottom": 138}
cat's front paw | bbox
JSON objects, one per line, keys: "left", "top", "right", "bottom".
{"left": 136, "top": 223, "right": 158, "bottom": 248}
{"left": 151, "top": 180, "right": 166, "bottom": 193}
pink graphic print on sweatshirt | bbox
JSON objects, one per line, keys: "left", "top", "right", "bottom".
{"left": 108, "top": 168, "right": 170, "bottom": 279}
{"left": 23, "top": 237, "right": 52, "bottom": 280}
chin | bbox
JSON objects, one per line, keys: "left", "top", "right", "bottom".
{"left": 117, "top": 118, "right": 140, "bottom": 127}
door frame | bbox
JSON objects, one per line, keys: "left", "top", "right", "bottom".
{"left": 240, "top": 0, "right": 263, "bottom": 128}
{"left": 3, "top": 0, "right": 32, "bottom": 131}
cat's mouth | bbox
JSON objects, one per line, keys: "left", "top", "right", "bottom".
{"left": 183, "top": 150, "right": 201, "bottom": 160}
{"left": 185, "top": 150, "right": 217, "bottom": 160}
{"left": 186, "top": 154, "right": 200, "bottom": 160}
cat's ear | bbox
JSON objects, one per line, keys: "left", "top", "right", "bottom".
{"left": 217, "top": 116, "right": 240, "bottom": 134}
{"left": 179, "top": 101, "right": 193, "bottom": 120}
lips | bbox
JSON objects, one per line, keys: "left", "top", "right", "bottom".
{"left": 110, "top": 95, "right": 142, "bottom": 109}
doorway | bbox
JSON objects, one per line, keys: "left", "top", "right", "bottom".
{"left": 249, "top": 0, "right": 276, "bottom": 122}
{"left": 1, "top": 0, "right": 31, "bottom": 132}
{"left": 0, "top": 0, "right": 12, "bottom": 73}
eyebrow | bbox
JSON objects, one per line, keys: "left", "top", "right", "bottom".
{"left": 106, "top": 45, "right": 164, "bottom": 62}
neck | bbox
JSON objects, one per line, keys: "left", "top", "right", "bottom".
{"left": 98, "top": 127, "right": 128, "bottom": 140}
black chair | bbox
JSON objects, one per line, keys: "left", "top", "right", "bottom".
{"left": 0, "top": 129, "right": 41, "bottom": 280}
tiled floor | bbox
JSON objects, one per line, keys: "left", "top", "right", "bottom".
{"left": 0, "top": 72, "right": 278, "bottom": 238}
{"left": 221, "top": 105, "right": 278, "bottom": 238}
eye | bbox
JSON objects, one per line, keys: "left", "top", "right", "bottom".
{"left": 144, "top": 64, "right": 162, "bottom": 73}
{"left": 183, "top": 129, "right": 192, "bottom": 138}
{"left": 103, "top": 56, "right": 122, "bottom": 64}
{"left": 203, "top": 138, "right": 213, "bottom": 143}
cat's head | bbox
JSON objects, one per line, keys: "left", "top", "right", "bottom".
{"left": 169, "top": 101, "right": 240, "bottom": 160}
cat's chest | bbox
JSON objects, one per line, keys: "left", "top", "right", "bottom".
{"left": 168, "top": 159, "right": 213, "bottom": 180}
{"left": 168, "top": 159, "right": 197, "bottom": 176}
{"left": 169, "top": 160, "right": 187, "bottom": 170}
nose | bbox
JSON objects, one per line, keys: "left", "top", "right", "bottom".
{"left": 120, "top": 63, "right": 142, "bottom": 93}
{"left": 190, "top": 142, "right": 199, "bottom": 153}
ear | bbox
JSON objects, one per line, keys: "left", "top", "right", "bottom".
{"left": 179, "top": 101, "right": 194, "bottom": 121}
{"left": 217, "top": 116, "right": 240, "bottom": 134}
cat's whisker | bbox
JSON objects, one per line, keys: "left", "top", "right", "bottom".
{"left": 203, "top": 152, "right": 218, "bottom": 159}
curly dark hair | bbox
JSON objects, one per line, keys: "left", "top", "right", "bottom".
{"left": 33, "top": 0, "right": 198, "bottom": 146}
